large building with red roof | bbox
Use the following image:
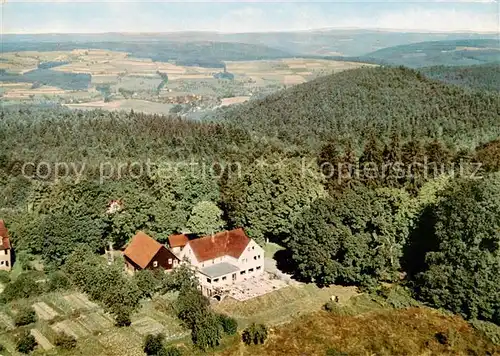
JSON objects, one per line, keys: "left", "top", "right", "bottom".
{"left": 0, "top": 220, "right": 13, "bottom": 271}
{"left": 176, "top": 228, "right": 264, "bottom": 296}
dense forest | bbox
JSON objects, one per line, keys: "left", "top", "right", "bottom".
{"left": 366, "top": 39, "right": 500, "bottom": 67}
{"left": 1, "top": 65, "right": 500, "bottom": 349}
{"left": 419, "top": 64, "right": 500, "bottom": 92}
{"left": 218, "top": 66, "right": 500, "bottom": 149}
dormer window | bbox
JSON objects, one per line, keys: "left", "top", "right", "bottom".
{"left": 153, "top": 261, "right": 158, "bottom": 267}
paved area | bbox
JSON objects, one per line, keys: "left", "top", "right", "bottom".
{"left": 224, "top": 272, "right": 290, "bottom": 301}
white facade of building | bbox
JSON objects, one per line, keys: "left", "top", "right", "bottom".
{"left": 179, "top": 238, "right": 265, "bottom": 296}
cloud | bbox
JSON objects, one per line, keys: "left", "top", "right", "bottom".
{"left": 2, "top": 1, "right": 498, "bottom": 33}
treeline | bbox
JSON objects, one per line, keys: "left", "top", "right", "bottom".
{"left": 284, "top": 174, "right": 500, "bottom": 325}
{"left": 420, "top": 64, "right": 500, "bottom": 92}
{"left": 0, "top": 69, "right": 91, "bottom": 91}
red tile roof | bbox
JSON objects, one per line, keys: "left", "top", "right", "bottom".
{"left": 0, "top": 220, "right": 11, "bottom": 250}
{"left": 123, "top": 231, "right": 163, "bottom": 269}
{"left": 188, "top": 228, "right": 250, "bottom": 263}
{"left": 168, "top": 234, "right": 189, "bottom": 248}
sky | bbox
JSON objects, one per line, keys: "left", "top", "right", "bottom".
{"left": 1, "top": 0, "right": 499, "bottom": 34}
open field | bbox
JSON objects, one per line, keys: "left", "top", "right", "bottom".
{"left": 1, "top": 49, "right": 375, "bottom": 114}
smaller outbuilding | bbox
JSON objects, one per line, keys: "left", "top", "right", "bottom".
{"left": 123, "top": 231, "right": 179, "bottom": 274}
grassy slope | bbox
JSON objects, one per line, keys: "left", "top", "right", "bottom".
{"left": 218, "top": 308, "right": 500, "bottom": 356}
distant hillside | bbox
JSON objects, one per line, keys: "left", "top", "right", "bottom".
{"left": 218, "top": 66, "right": 500, "bottom": 147}
{"left": 3, "top": 31, "right": 497, "bottom": 57}
{"left": 0, "top": 41, "right": 293, "bottom": 68}
{"left": 419, "top": 64, "right": 500, "bottom": 92}
{"left": 365, "top": 39, "right": 500, "bottom": 67}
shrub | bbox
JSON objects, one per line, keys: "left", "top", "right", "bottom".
{"left": 163, "top": 346, "right": 183, "bottom": 356}
{"left": 114, "top": 308, "right": 132, "bottom": 327}
{"left": 0, "top": 270, "right": 11, "bottom": 284}
{"left": 16, "top": 330, "right": 37, "bottom": 354}
{"left": 143, "top": 333, "right": 165, "bottom": 355}
{"left": 54, "top": 332, "right": 77, "bottom": 350}
{"left": 376, "top": 285, "right": 419, "bottom": 309}
{"left": 217, "top": 313, "right": 238, "bottom": 335}
{"left": 14, "top": 306, "right": 37, "bottom": 326}
{"left": 0, "top": 343, "right": 4, "bottom": 352}
{"left": 3, "top": 273, "right": 41, "bottom": 302}
{"left": 242, "top": 323, "right": 268, "bottom": 346}
{"left": 470, "top": 319, "right": 500, "bottom": 345}
{"left": 326, "top": 349, "right": 348, "bottom": 356}
{"left": 47, "top": 271, "right": 70, "bottom": 292}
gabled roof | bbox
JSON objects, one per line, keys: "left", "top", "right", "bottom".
{"left": 168, "top": 234, "right": 189, "bottom": 248}
{"left": 123, "top": 231, "right": 163, "bottom": 269}
{"left": 187, "top": 228, "right": 250, "bottom": 263}
{"left": 0, "top": 220, "right": 11, "bottom": 250}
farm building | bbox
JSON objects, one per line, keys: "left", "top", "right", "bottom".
{"left": 176, "top": 228, "right": 265, "bottom": 297}
{"left": 0, "top": 220, "right": 13, "bottom": 271}
{"left": 167, "top": 233, "right": 190, "bottom": 254}
{"left": 123, "top": 231, "right": 179, "bottom": 274}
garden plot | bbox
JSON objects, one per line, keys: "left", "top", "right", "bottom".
{"left": 32, "top": 302, "right": 59, "bottom": 321}
{"left": 0, "top": 312, "right": 14, "bottom": 330}
{"left": 131, "top": 316, "right": 164, "bottom": 336}
{"left": 30, "top": 329, "right": 54, "bottom": 350}
{"left": 77, "top": 312, "right": 113, "bottom": 333}
{"left": 51, "top": 319, "right": 90, "bottom": 339}
{"left": 63, "top": 292, "right": 99, "bottom": 311}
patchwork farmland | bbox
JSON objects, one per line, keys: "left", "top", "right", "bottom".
{"left": 0, "top": 49, "right": 374, "bottom": 116}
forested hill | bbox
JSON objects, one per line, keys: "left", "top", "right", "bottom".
{"left": 218, "top": 66, "right": 500, "bottom": 148}
{"left": 364, "top": 39, "right": 500, "bottom": 67}
{"left": 419, "top": 64, "right": 500, "bottom": 92}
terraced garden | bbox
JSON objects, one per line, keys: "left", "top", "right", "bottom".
{"left": 0, "top": 291, "right": 189, "bottom": 355}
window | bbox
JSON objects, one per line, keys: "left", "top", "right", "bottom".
{"left": 252, "top": 246, "right": 255, "bottom": 250}
{"left": 249, "top": 268, "right": 254, "bottom": 273}
{"left": 254, "top": 256, "right": 257, "bottom": 260}
{"left": 168, "top": 258, "right": 172, "bottom": 264}
{"left": 6, "top": 261, "right": 9, "bottom": 267}
{"left": 222, "top": 276, "right": 227, "bottom": 281}
{"left": 240, "top": 270, "right": 246, "bottom": 275}
{"left": 256, "top": 266, "right": 261, "bottom": 270}
{"left": 4, "top": 250, "right": 7, "bottom": 255}
{"left": 207, "top": 278, "right": 212, "bottom": 283}
{"left": 0, "top": 261, "right": 3, "bottom": 265}
{"left": 153, "top": 261, "right": 158, "bottom": 267}
{"left": 214, "top": 278, "right": 219, "bottom": 283}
